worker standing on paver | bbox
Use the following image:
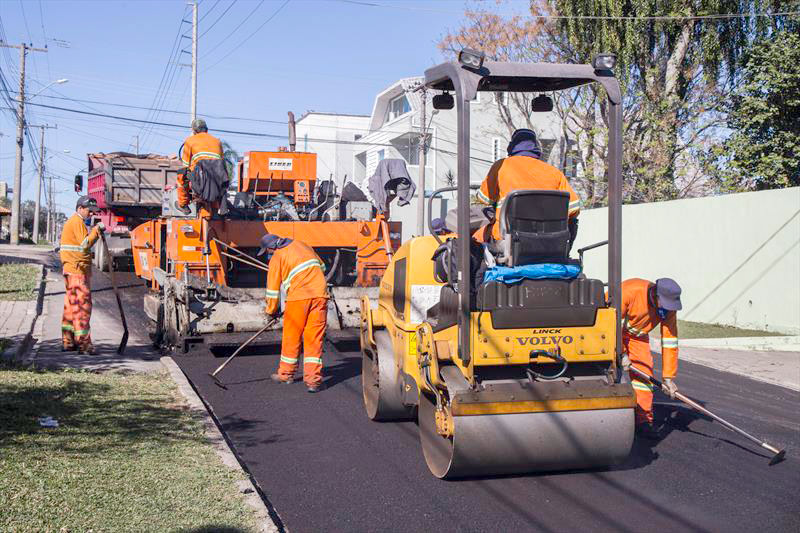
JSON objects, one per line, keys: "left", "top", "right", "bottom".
{"left": 259, "top": 233, "right": 329, "bottom": 393}
{"left": 176, "top": 119, "right": 226, "bottom": 215}
{"left": 475, "top": 128, "right": 581, "bottom": 245}
{"left": 59, "top": 196, "right": 105, "bottom": 354}
{"left": 621, "top": 277, "right": 682, "bottom": 439}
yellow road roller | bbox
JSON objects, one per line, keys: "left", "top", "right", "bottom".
{"left": 359, "top": 52, "right": 636, "bottom": 478}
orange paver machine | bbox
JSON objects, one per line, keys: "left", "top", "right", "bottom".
{"left": 131, "top": 116, "right": 402, "bottom": 348}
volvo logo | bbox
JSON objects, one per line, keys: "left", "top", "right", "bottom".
{"left": 516, "top": 329, "right": 574, "bottom": 346}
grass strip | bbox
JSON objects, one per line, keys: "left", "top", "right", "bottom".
{"left": 0, "top": 364, "right": 257, "bottom": 532}
{"left": 0, "top": 263, "right": 39, "bottom": 301}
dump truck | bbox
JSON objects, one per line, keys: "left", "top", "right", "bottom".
{"left": 130, "top": 119, "right": 403, "bottom": 350}
{"left": 75, "top": 153, "right": 182, "bottom": 271}
{"left": 359, "top": 52, "right": 636, "bottom": 478}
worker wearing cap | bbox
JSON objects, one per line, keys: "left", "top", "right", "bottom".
{"left": 475, "top": 128, "right": 581, "bottom": 243}
{"left": 621, "top": 277, "right": 682, "bottom": 439}
{"left": 176, "top": 118, "right": 224, "bottom": 213}
{"left": 59, "top": 196, "right": 105, "bottom": 354}
{"left": 430, "top": 217, "right": 451, "bottom": 236}
{"left": 259, "top": 233, "right": 329, "bottom": 393}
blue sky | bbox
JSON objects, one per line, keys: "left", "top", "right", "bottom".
{"left": 0, "top": 0, "right": 528, "bottom": 214}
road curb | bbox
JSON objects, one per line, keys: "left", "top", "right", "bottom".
{"left": 160, "top": 356, "right": 281, "bottom": 533}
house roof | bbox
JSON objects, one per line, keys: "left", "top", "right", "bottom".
{"left": 297, "top": 111, "right": 370, "bottom": 122}
{"left": 368, "top": 76, "right": 425, "bottom": 131}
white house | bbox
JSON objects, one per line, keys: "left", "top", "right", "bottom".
{"left": 294, "top": 112, "right": 371, "bottom": 182}
{"left": 298, "top": 78, "right": 571, "bottom": 241}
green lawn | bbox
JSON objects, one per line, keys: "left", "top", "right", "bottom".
{"left": 0, "top": 263, "right": 40, "bottom": 301}
{"left": 649, "top": 320, "right": 784, "bottom": 339}
{"left": 0, "top": 364, "right": 258, "bottom": 532}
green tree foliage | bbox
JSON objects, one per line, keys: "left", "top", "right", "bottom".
{"left": 712, "top": 28, "right": 800, "bottom": 190}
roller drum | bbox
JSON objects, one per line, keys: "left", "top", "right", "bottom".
{"left": 362, "top": 330, "right": 414, "bottom": 421}
{"left": 419, "top": 392, "right": 634, "bottom": 479}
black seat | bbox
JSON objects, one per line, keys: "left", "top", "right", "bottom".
{"left": 498, "top": 189, "right": 571, "bottom": 266}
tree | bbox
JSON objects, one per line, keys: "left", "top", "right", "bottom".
{"left": 439, "top": 1, "right": 790, "bottom": 205}
{"left": 220, "top": 139, "right": 240, "bottom": 189}
{"left": 711, "top": 28, "right": 800, "bottom": 190}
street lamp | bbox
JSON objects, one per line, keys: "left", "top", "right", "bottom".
{"left": 28, "top": 78, "right": 68, "bottom": 100}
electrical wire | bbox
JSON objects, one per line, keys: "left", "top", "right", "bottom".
{"left": 199, "top": 0, "right": 237, "bottom": 38}
{"left": 200, "top": 0, "right": 265, "bottom": 60}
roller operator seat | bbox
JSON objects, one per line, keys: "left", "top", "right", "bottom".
{"left": 496, "top": 189, "right": 571, "bottom": 267}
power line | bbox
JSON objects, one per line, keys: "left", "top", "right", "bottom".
{"left": 203, "top": 0, "right": 290, "bottom": 72}
{"left": 198, "top": 0, "right": 220, "bottom": 23}
{"left": 200, "top": 0, "right": 265, "bottom": 59}
{"left": 199, "top": 0, "right": 237, "bottom": 38}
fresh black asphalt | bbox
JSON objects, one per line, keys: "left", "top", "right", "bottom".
{"left": 174, "top": 340, "right": 800, "bottom": 533}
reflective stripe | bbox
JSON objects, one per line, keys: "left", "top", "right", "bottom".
{"left": 80, "top": 236, "right": 90, "bottom": 248}
{"left": 568, "top": 199, "right": 582, "bottom": 214}
{"left": 632, "top": 381, "right": 655, "bottom": 392}
{"left": 626, "top": 324, "right": 647, "bottom": 337}
{"left": 60, "top": 244, "right": 85, "bottom": 252}
{"left": 475, "top": 189, "right": 492, "bottom": 205}
{"left": 181, "top": 154, "right": 189, "bottom": 165}
{"left": 190, "top": 151, "right": 222, "bottom": 162}
{"left": 280, "top": 356, "right": 298, "bottom": 364}
{"left": 74, "top": 329, "right": 90, "bottom": 336}
{"left": 304, "top": 357, "right": 323, "bottom": 365}
{"left": 265, "top": 289, "right": 279, "bottom": 298}
{"left": 281, "top": 259, "right": 324, "bottom": 291}
{"left": 61, "top": 325, "right": 74, "bottom": 331}
{"left": 662, "top": 338, "right": 679, "bottom": 348}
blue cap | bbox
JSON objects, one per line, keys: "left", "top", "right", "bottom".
{"left": 655, "top": 278, "right": 682, "bottom": 311}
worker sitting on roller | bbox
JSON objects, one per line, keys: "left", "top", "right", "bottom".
{"left": 176, "top": 118, "right": 228, "bottom": 215}
{"left": 475, "top": 128, "right": 581, "bottom": 247}
{"left": 621, "top": 277, "right": 682, "bottom": 439}
{"left": 60, "top": 196, "right": 105, "bottom": 355}
{"left": 259, "top": 233, "right": 329, "bottom": 393}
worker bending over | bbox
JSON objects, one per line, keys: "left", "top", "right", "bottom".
{"left": 476, "top": 128, "right": 581, "bottom": 245}
{"left": 59, "top": 196, "right": 105, "bottom": 354}
{"left": 176, "top": 118, "right": 226, "bottom": 215}
{"left": 259, "top": 233, "right": 329, "bottom": 393}
{"left": 621, "top": 278, "right": 682, "bottom": 439}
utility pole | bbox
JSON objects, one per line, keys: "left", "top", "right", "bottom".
{"left": 416, "top": 85, "right": 428, "bottom": 236}
{"left": 29, "top": 124, "right": 56, "bottom": 243}
{"left": 0, "top": 41, "right": 47, "bottom": 245}
{"left": 191, "top": 1, "right": 198, "bottom": 124}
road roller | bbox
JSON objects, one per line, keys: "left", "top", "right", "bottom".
{"left": 359, "top": 52, "right": 636, "bottom": 478}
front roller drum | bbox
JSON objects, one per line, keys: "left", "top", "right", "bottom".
{"left": 362, "top": 330, "right": 414, "bottom": 421}
{"left": 419, "top": 392, "right": 634, "bottom": 479}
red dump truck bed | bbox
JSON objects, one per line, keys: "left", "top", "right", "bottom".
{"left": 85, "top": 152, "right": 182, "bottom": 270}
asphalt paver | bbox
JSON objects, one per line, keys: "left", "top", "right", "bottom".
{"left": 175, "top": 341, "right": 799, "bottom": 533}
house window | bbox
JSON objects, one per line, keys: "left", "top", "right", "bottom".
{"left": 492, "top": 138, "right": 503, "bottom": 161}
{"left": 378, "top": 149, "right": 385, "bottom": 161}
{"left": 354, "top": 134, "right": 362, "bottom": 141}
{"left": 386, "top": 94, "right": 411, "bottom": 122}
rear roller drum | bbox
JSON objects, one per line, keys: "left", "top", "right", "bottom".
{"left": 419, "top": 387, "right": 635, "bottom": 479}
{"left": 362, "top": 330, "right": 413, "bottom": 421}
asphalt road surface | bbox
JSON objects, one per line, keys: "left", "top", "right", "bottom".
{"left": 174, "top": 339, "right": 800, "bottom": 533}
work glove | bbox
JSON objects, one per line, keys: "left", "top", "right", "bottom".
{"left": 619, "top": 353, "right": 631, "bottom": 371}
{"left": 96, "top": 222, "right": 105, "bottom": 232}
{"left": 662, "top": 378, "right": 678, "bottom": 399}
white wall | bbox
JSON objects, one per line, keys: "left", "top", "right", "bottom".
{"left": 574, "top": 187, "right": 800, "bottom": 334}
{"left": 295, "top": 113, "right": 370, "bottom": 182}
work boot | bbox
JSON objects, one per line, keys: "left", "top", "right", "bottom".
{"left": 62, "top": 344, "right": 76, "bottom": 352}
{"left": 174, "top": 200, "right": 191, "bottom": 215}
{"left": 77, "top": 342, "right": 97, "bottom": 356}
{"left": 635, "top": 422, "right": 660, "bottom": 441}
{"left": 306, "top": 384, "right": 323, "bottom": 394}
{"left": 270, "top": 373, "right": 295, "bottom": 384}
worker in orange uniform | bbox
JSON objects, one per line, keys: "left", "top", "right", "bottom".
{"left": 476, "top": 128, "right": 581, "bottom": 245}
{"left": 176, "top": 118, "right": 225, "bottom": 214}
{"left": 59, "top": 196, "right": 105, "bottom": 354}
{"left": 259, "top": 233, "right": 329, "bottom": 393}
{"left": 621, "top": 277, "right": 682, "bottom": 439}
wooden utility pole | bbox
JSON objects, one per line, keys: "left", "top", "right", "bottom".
{"left": 416, "top": 85, "right": 428, "bottom": 236}
{"left": 29, "top": 124, "right": 56, "bottom": 243}
{"left": 191, "top": 1, "right": 198, "bottom": 123}
{"left": 0, "top": 41, "right": 47, "bottom": 244}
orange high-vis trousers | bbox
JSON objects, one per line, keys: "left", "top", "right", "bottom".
{"left": 62, "top": 273, "right": 93, "bottom": 350}
{"left": 277, "top": 297, "right": 328, "bottom": 387}
{"left": 623, "top": 333, "right": 655, "bottom": 424}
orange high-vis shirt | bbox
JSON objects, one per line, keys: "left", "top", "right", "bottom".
{"left": 180, "top": 132, "right": 224, "bottom": 171}
{"left": 476, "top": 156, "right": 582, "bottom": 240}
{"left": 621, "top": 278, "right": 680, "bottom": 379}
{"left": 60, "top": 213, "right": 101, "bottom": 275}
{"left": 265, "top": 240, "right": 329, "bottom": 315}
